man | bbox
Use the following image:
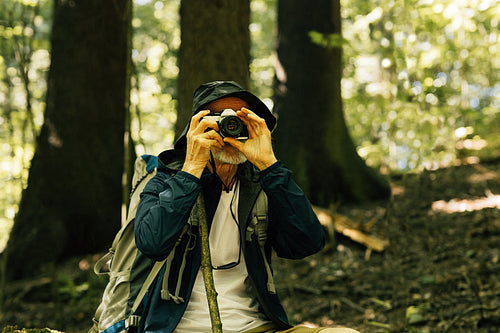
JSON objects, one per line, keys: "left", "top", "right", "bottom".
{"left": 135, "top": 81, "right": 359, "bottom": 333}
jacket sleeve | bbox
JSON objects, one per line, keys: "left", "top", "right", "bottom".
{"left": 135, "top": 170, "right": 201, "bottom": 261}
{"left": 260, "top": 161, "right": 325, "bottom": 259}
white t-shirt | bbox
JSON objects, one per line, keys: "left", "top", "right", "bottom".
{"left": 174, "top": 182, "right": 271, "bottom": 333}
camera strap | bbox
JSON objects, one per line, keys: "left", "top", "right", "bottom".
{"left": 209, "top": 152, "right": 238, "bottom": 193}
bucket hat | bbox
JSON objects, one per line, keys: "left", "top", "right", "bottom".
{"left": 174, "top": 81, "right": 276, "bottom": 150}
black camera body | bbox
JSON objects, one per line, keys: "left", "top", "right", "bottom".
{"left": 203, "top": 109, "right": 248, "bottom": 140}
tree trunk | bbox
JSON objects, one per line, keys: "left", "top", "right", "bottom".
{"left": 273, "top": 0, "right": 390, "bottom": 205}
{"left": 176, "top": 0, "right": 250, "bottom": 140}
{"left": 5, "top": 0, "right": 132, "bottom": 279}
{"left": 175, "top": 1, "right": 251, "bottom": 329}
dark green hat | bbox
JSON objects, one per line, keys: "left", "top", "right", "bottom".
{"left": 174, "top": 81, "right": 276, "bottom": 150}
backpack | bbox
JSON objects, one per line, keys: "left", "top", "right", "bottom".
{"left": 89, "top": 155, "right": 274, "bottom": 333}
{"left": 88, "top": 155, "right": 158, "bottom": 333}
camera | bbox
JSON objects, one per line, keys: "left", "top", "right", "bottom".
{"left": 203, "top": 109, "right": 248, "bottom": 139}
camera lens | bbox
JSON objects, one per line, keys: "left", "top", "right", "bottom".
{"left": 220, "top": 116, "right": 244, "bottom": 137}
{"left": 226, "top": 118, "right": 239, "bottom": 131}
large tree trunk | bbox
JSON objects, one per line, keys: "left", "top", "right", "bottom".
{"left": 5, "top": 0, "right": 132, "bottom": 279}
{"left": 176, "top": 0, "right": 250, "bottom": 140}
{"left": 273, "top": 0, "right": 390, "bottom": 205}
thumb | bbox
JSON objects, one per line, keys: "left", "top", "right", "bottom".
{"left": 224, "top": 137, "right": 244, "bottom": 150}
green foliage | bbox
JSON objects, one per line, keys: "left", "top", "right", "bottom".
{"left": 1, "top": 0, "right": 499, "bottom": 250}
{"left": 309, "top": 31, "right": 346, "bottom": 49}
{"left": 0, "top": 0, "right": 51, "bottom": 253}
{"left": 341, "top": 0, "right": 500, "bottom": 172}
{"left": 54, "top": 270, "right": 107, "bottom": 307}
{"left": 249, "top": 0, "right": 277, "bottom": 102}
{"left": 130, "top": 0, "right": 180, "bottom": 155}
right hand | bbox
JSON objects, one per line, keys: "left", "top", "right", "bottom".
{"left": 182, "top": 110, "right": 224, "bottom": 178}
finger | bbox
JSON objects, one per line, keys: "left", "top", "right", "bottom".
{"left": 189, "top": 110, "right": 211, "bottom": 131}
{"left": 201, "top": 138, "right": 224, "bottom": 151}
{"left": 193, "top": 114, "right": 220, "bottom": 135}
{"left": 193, "top": 109, "right": 211, "bottom": 122}
{"left": 237, "top": 109, "right": 267, "bottom": 135}
{"left": 193, "top": 119, "right": 219, "bottom": 138}
{"left": 238, "top": 108, "right": 266, "bottom": 125}
{"left": 236, "top": 109, "right": 258, "bottom": 131}
{"left": 223, "top": 137, "right": 244, "bottom": 150}
{"left": 204, "top": 129, "right": 225, "bottom": 146}
{"left": 239, "top": 107, "right": 263, "bottom": 120}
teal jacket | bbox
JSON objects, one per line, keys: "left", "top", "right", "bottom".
{"left": 134, "top": 149, "right": 326, "bottom": 333}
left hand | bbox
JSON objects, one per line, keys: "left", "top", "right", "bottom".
{"left": 223, "top": 107, "right": 277, "bottom": 170}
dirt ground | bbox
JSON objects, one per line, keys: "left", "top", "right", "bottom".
{"left": 1, "top": 160, "right": 500, "bottom": 332}
{"left": 274, "top": 160, "right": 500, "bottom": 332}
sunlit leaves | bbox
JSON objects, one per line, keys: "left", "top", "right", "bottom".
{"left": 250, "top": 0, "right": 277, "bottom": 101}
{"left": 131, "top": 0, "right": 180, "bottom": 155}
{"left": 0, "top": 0, "right": 51, "bottom": 248}
{"left": 1, "top": 0, "right": 499, "bottom": 248}
{"left": 341, "top": 0, "right": 500, "bottom": 172}
{"left": 309, "top": 31, "right": 345, "bottom": 49}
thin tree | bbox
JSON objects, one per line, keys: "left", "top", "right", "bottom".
{"left": 273, "top": 0, "right": 391, "bottom": 205}
{"left": 5, "top": 0, "right": 132, "bottom": 279}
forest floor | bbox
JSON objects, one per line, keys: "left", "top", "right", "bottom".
{"left": 1, "top": 159, "right": 500, "bottom": 333}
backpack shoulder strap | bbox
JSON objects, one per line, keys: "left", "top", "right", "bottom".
{"left": 130, "top": 257, "right": 166, "bottom": 316}
{"left": 160, "top": 198, "right": 200, "bottom": 304}
{"left": 245, "top": 190, "right": 276, "bottom": 294}
{"left": 132, "top": 196, "right": 200, "bottom": 310}
{"left": 130, "top": 155, "right": 158, "bottom": 193}
{"left": 245, "top": 190, "right": 267, "bottom": 242}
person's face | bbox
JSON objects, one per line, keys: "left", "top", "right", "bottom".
{"left": 205, "top": 97, "right": 249, "bottom": 165}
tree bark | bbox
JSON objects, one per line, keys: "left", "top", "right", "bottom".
{"left": 176, "top": 0, "right": 251, "bottom": 140}
{"left": 273, "top": 0, "right": 391, "bottom": 205}
{"left": 176, "top": 0, "right": 251, "bottom": 328}
{"left": 5, "top": 0, "right": 132, "bottom": 279}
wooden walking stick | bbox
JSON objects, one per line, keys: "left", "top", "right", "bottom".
{"left": 196, "top": 192, "right": 223, "bottom": 333}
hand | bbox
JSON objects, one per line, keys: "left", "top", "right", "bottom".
{"left": 223, "top": 108, "right": 277, "bottom": 171}
{"left": 182, "top": 110, "right": 225, "bottom": 178}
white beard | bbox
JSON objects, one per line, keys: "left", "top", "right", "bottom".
{"left": 212, "top": 148, "right": 248, "bottom": 165}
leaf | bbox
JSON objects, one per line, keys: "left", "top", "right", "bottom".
{"left": 418, "top": 274, "right": 436, "bottom": 285}
{"left": 406, "top": 305, "right": 427, "bottom": 325}
{"left": 308, "top": 31, "right": 347, "bottom": 49}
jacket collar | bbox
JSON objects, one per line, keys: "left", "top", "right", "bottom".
{"left": 158, "top": 148, "right": 263, "bottom": 230}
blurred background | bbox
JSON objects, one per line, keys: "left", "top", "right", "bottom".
{"left": 0, "top": 0, "right": 499, "bottom": 331}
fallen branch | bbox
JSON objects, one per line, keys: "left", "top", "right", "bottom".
{"left": 313, "top": 206, "right": 389, "bottom": 252}
{"left": 339, "top": 296, "right": 367, "bottom": 314}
